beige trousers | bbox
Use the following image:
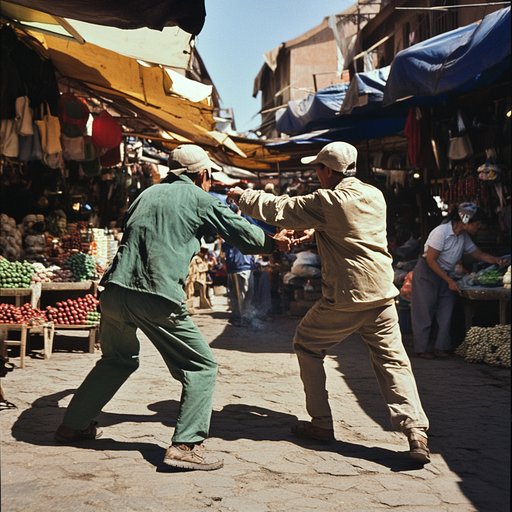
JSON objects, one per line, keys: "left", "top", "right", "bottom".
{"left": 293, "top": 298, "right": 429, "bottom": 433}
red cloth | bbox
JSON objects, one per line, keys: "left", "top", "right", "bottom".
{"left": 404, "top": 107, "right": 437, "bottom": 169}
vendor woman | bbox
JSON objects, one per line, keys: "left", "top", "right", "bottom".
{"left": 411, "top": 202, "right": 508, "bottom": 359}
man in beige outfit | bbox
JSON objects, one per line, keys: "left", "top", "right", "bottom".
{"left": 227, "top": 141, "right": 430, "bottom": 464}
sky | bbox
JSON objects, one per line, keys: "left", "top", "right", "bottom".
{"left": 196, "top": 0, "right": 356, "bottom": 134}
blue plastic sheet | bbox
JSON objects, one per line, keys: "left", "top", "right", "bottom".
{"left": 340, "top": 66, "right": 390, "bottom": 115}
{"left": 275, "top": 83, "right": 350, "bottom": 136}
{"left": 383, "top": 7, "right": 511, "bottom": 106}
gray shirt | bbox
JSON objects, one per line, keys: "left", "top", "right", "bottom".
{"left": 423, "top": 221, "right": 477, "bottom": 273}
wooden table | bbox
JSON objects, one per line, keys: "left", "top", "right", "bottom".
{"left": 0, "top": 322, "right": 55, "bottom": 368}
{"left": 460, "top": 287, "right": 511, "bottom": 332}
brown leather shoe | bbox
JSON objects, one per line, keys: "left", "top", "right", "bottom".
{"left": 54, "top": 421, "right": 103, "bottom": 443}
{"left": 408, "top": 431, "right": 431, "bottom": 464}
{"left": 291, "top": 422, "right": 335, "bottom": 441}
{"left": 163, "top": 443, "right": 223, "bottom": 470}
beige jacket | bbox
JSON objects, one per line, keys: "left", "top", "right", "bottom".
{"left": 239, "top": 177, "right": 398, "bottom": 311}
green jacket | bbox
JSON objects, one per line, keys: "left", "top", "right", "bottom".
{"left": 101, "top": 174, "right": 275, "bottom": 305}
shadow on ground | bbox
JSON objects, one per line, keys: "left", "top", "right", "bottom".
{"left": 207, "top": 312, "right": 510, "bottom": 511}
{"left": 10, "top": 390, "right": 424, "bottom": 475}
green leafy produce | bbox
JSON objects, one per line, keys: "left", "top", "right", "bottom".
{"left": 0, "top": 258, "right": 35, "bottom": 288}
{"left": 65, "top": 253, "right": 96, "bottom": 281}
{"left": 471, "top": 265, "right": 503, "bottom": 286}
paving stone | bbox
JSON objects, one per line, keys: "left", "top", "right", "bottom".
{"left": 220, "top": 496, "right": 270, "bottom": 511}
{"left": 314, "top": 460, "right": 359, "bottom": 476}
{"left": 1, "top": 480, "right": 44, "bottom": 500}
{"left": 194, "top": 473, "right": 237, "bottom": 488}
{"left": 242, "top": 488, "right": 302, "bottom": 502}
{"left": 262, "top": 461, "right": 314, "bottom": 474}
{"left": 237, "top": 450, "right": 277, "bottom": 464}
{"left": 27, "top": 499, "right": 97, "bottom": 512}
{"left": 284, "top": 496, "right": 334, "bottom": 509}
{"left": 377, "top": 490, "right": 441, "bottom": 506}
{"left": 40, "top": 479, "right": 100, "bottom": 497}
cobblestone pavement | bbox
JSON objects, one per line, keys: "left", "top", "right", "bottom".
{"left": 1, "top": 295, "right": 510, "bottom": 512}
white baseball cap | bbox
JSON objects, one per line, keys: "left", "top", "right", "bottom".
{"left": 168, "top": 144, "right": 222, "bottom": 175}
{"left": 458, "top": 202, "right": 478, "bottom": 224}
{"left": 301, "top": 142, "right": 358, "bottom": 175}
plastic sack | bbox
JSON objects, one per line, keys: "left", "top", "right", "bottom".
{"left": 399, "top": 271, "right": 413, "bottom": 302}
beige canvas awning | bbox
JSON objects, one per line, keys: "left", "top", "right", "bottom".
{"left": 17, "top": 28, "right": 246, "bottom": 155}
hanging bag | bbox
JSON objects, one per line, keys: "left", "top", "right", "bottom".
{"left": 35, "top": 102, "right": 62, "bottom": 155}
{"left": 58, "top": 92, "right": 89, "bottom": 137}
{"left": 61, "top": 134, "right": 85, "bottom": 161}
{"left": 15, "top": 96, "right": 34, "bottom": 136}
{"left": 448, "top": 135, "right": 473, "bottom": 161}
{"left": 18, "top": 121, "right": 44, "bottom": 162}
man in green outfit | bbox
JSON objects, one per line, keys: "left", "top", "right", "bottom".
{"left": 54, "top": 145, "right": 290, "bottom": 470}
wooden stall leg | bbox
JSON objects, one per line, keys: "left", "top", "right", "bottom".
{"left": 88, "top": 329, "right": 96, "bottom": 353}
{"left": 499, "top": 299, "right": 510, "bottom": 325}
{"left": 19, "top": 325, "right": 27, "bottom": 369}
{"left": 463, "top": 300, "right": 475, "bottom": 333}
{"left": 43, "top": 324, "right": 55, "bottom": 360}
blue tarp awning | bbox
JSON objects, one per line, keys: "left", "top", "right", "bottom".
{"left": 275, "top": 83, "right": 350, "bottom": 136}
{"left": 339, "top": 66, "right": 390, "bottom": 115}
{"left": 383, "top": 7, "right": 511, "bottom": 106}
{"left": 267, "top": 113, "right": 408, "bottom": 149}
{"left": 275, "top": 69, "right": 408, "bottom": 141}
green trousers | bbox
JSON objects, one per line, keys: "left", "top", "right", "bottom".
{"left": 62, "top": 284, "right": 218, "bottom": 444}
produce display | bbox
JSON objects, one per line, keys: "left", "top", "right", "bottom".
{"left": 0, "top": 303, "right": 47, "bottom": 324}
{"left": 61, "top": 230, "right": 82, "bottom": 252}
{"left": 86, "top": 311, "right": 101, "bottom": 325}
{"left": 30, "top": 263, "right": 61, "bottom": 283}
{"left": 51, "top": 268, "right": 75, "bottom": 283}
{"left": 0, "top": 258, "right": 35, "bottom": 288}
{"left": 503, "top": 266, "right": 511, "bottom": 289}
{"left": 471, "top": 265, "right": 504, "bottom": 287}
{"left": 456, "top": 324, "right": 511, "bottom": 368}
{"left": 66, "top": 253, "right": 96, "bottom": 281}
{"left": 0, "top": 214, "right": 23, "bottom": 261}
{"left": 45, "top": 294, "right": 100, "bottom": 325}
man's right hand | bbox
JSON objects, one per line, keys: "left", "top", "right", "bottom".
{"left": 448, "top": 278, "right": 462, "bottom": 295}
{"left": 273, "top": 229, "right": 293, "bottom": 252}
